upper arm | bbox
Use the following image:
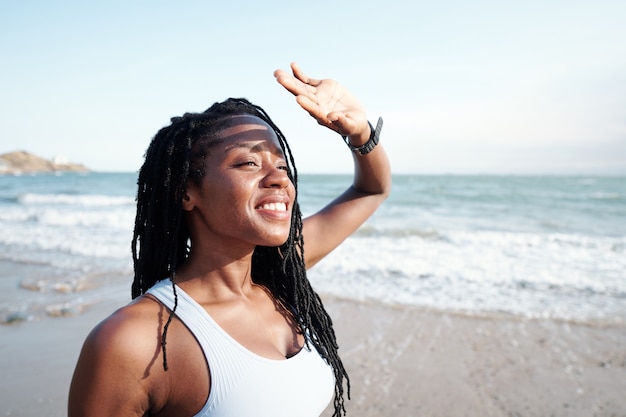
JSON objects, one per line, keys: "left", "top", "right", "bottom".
{"left": 68, "top": 308, "right": 157, "bottom": 417}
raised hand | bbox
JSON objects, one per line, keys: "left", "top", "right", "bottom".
{"left": 274, "top": 62, "right": 369, "bottom": 140}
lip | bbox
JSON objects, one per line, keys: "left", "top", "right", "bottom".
{"left": 254, "top": 194, "right": 292, "bottom": 219}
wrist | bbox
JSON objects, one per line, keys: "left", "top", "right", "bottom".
{"left": 342, "top": 118, "right": 383, "bottom": 156}
{"left": 346, "top": 125, "right": 371, "bottom": 146}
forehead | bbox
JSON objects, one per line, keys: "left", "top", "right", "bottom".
{"left": 215, "top": 115, "right": 283, "bottom": 154}
{"left": 218, "top": 115, "right": 271, "bottom": 137}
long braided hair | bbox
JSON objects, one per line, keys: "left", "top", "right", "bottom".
{"left": 131, "top": 98, "right": 349, "bottom": 416}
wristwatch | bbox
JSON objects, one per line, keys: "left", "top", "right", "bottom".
{"left": 342, "top": 117, "right": 383, "bottom": 156}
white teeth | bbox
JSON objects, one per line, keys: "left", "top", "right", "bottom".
{"left": 260, "top": 202, "right": 287, "bottom": 211}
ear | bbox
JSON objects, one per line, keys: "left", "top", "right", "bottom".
{"left": 181, "top": 187, "right": 196, "bottom": 211}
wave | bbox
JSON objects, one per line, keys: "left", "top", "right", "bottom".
{"left": 309, "top": 230, "right": 626, "bottom": 321}
{"left": 16, "top": 193, "right": 135, "bottom": 207}
{"left": 0, "top": 231, "right": 132, "bottom": 264}
{"left": 586, "top": 192, "right": 623, "bottom": 200}
{"left": 354, "top": 225, "right": 447, "bottom": 239}
{"left": 0, "top": 205, "right": 134, "bottom": 228}
{"left": 354, "top": 224, "right": 626, "bottom": 251}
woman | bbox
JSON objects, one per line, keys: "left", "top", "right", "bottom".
{"left": 68, "top": 63, "right": 391, "bottom": 417}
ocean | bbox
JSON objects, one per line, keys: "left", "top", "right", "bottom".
{"left": 1, "top": 172, "right": 625, "bottom": 325}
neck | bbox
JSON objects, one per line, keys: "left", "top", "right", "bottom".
{"left": 173, "top": 244, "right": 257, "bottom": 300}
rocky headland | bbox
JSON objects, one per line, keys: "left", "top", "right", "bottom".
{"left": 0, "top": 151, "right": 89, "bottom": 175}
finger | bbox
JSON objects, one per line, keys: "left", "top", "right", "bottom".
{"left": 328, "top": 112, "right": 366, "bottom": 136}
{"left": 328, "top": 112, "right": 353, "bottom": 131}
{"left": 290, "top": 62, "right": 308, "bottom": 83}
{"left": 273, "top": 68, "right": 289, "bottom": 79}
{"left": 291, "top": 62, "right": 321, "bottom": 87}
{"left": 274, "top": 69, "right": 305, "bottom": 97}
{"left": 296, "top": 95, "right": 326, "bottom": 121}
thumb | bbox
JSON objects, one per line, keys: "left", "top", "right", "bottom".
{"left": 328, "top": 112, "right": 359, "bottom": 135}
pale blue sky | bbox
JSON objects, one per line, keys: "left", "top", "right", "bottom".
{"left": 1, "top": 0, "right": 625, "bottom": 174}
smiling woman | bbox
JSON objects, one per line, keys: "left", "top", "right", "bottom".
{"left": 182, "top": 116, "right": 296, "bottom": 249}
{"left": 68, "top": 63, "right": 391, "bottom": 417}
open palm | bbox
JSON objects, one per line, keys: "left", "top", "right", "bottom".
{"left": 274, "top": 63, "right": 368, "bottom": 138}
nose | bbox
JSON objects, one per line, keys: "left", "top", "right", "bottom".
{"left": 262, "top": 165, "right": 291, "bottom": 189}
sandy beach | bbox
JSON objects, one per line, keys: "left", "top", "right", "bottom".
{"left": 1, "top": 292, "right": 625, "bottom": 417}
{"left": 324, "top": 298, "right": 626, "bottom": 417}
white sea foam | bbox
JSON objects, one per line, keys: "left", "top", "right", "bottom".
{"left": 309, "top": 230, "right": 626, "bottom": 321}
{"left": 17, "top": 193, "right": 134, "bottom": 207}
{"left": 1, "top": 173, "right": 625, "bottom": 324}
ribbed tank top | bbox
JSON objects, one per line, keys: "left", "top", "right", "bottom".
{"left": 147, "top": 279, "right": 335, "bottom": 417}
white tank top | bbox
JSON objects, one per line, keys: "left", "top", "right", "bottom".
{"left": 147, "top": 279, "right": 335, "bottom": 417}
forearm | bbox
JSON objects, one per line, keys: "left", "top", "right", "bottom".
{"left": 345, "top": 119, "right": 392, "bottom": 197}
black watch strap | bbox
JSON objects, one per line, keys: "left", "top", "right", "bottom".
{"left": 342, "top": 117, "right": 383, "bottom": 155}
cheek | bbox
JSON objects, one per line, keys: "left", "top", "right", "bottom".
{"left": 206, "top": 177, "right": 256, "bottom": 216}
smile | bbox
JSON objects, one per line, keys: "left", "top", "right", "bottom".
{"left": 257, "top": 202, "right": 287, "bottom": 212}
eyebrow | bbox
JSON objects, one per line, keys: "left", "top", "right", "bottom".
{"left": 224, "top": 141, "right": 286, "bottom": 158}
{"left": 224, "top": 141, "right": 263, "bottom": 151}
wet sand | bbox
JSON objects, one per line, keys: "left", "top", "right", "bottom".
{"left": 1, "top": 295, "right": 625, "bottom": 417}
{"left": 323, "top": 298, "right": 626, "bottom": 417}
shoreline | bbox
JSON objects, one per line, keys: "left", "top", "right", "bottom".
{"left": 1, "top": 292, "right": 625, "bottom": 417}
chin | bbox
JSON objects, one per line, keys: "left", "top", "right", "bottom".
{"left": 260, "top": 234, "right": 291, "bottom": 248}
{"left": 262, "top": 228, "right": 291, "bottom": 247}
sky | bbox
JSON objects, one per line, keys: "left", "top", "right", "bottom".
{"left": 1, "top": 0, "right": 625, "bottom": 174}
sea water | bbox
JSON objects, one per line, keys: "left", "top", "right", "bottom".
{"left": 1, "top": 172, "right": 625, "bottom": 324}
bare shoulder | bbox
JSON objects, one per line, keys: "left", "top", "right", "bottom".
{"left": 68, "top": 296, "right": 169, "bottom": 416}
{"left": 89, "top": 296, "right": 165, "bottom": 353}
{"left": 81, "top": 296, "right": 166, "bottom": 368}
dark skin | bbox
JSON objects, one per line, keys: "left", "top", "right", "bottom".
{"left": 68, "top": 63, "right": 391, "bottom": 417}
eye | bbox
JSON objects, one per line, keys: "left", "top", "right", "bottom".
{"left": 235, "top": 160, "right": 259, "bottom": 168}
{"left": 275, "top": 158, "right": 288, "bottom": 171}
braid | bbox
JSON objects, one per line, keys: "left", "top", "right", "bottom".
{"left": 132, "top": 98, "right": 349, "bottom": 416}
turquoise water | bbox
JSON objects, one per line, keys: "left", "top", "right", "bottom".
{"left": 1, "top": 172, "right": 625, "bottom": 323}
